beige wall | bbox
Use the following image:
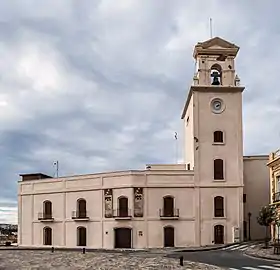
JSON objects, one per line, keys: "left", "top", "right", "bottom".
{"left": 183, "top": 94, "right": 194, "bottom": 169}
{"left": 194, "top": 90, "right": 243, "bottom": 187}
{"left": 200, "top": 186, "right": 243, "bottom": 245}
{"left": 18, "top": 168, "right": 244, "bottom": 248}
{"left": 18, "top": 171, "right": 199, "bottom": 248}
{"left": 243, "top": 156, "right": 270, "bottom": 240}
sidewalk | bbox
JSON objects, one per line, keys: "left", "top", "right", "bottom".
{"left": 245, "top": 244, "right": 280, "bottom": 261}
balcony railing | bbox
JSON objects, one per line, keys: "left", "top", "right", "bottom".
{"left": 38, "top": 213, "right": 54, "bottom": 221}
{"left": 72, "top": 211, "right": 89, "bottom": 220}
{"left": 113, "top": 209, "right": 132, "bottom": 220}
{"left": 159, "top": 208, "right": 179, "bottom": 219}
{"left": 273, "top": 192, "right": 280, "bottom": 203}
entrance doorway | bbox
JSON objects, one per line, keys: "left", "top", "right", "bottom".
{"left": 243, "top": 221, "right": 247, "bottom": 241}
{"left": 164, "top": 226, "right": 175, "bottom": 247}
{"left": 214, "top": 225, "right": 224, "bottom": 244}
{"left": 114, "top": 228, "right": 131, "bottom": 248}
{"left": 43, "top": 227, "right": 52, "bottom": 245}
{"left": 77, "top": 226, "right": 87, "bottom": 246}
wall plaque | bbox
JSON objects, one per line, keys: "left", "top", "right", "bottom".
{"left": 104, "top": 189, "right": 113, "bottom": 218}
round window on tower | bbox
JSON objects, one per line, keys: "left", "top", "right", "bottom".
{"left": 210, "top": 98, "right": 225, "bottom": 114}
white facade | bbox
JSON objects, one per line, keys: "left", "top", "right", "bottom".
{"left": 18, "top": 37, "right": 270, "bottom": 249}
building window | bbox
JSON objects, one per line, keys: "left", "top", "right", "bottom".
{"left": 163, "top": 196, "right": 174, "bottom": 217}
{"left": 214, "top": 159, "right": 224, "bottom": 180}
{"left": 243, "top": 194, "right": 247, "bottom": 203}
{"left": 77, "top": 199, "right": 87, "bottom": 218}
{"left": 187, "top": 163, "right": 190, "bottom": 170}
{"left": 43, "top": 227, "right": 52, "bottom": 245}
{"left": 213, "top": 131, "right": 223, "bottom": 143}
{"left": 214, "top": 196, "right": 224, "bottom": 217}
{"left": 43, "top": 200, "right": 52, "bottom": 219}
{"left": 118, "top": 196, "right": 129, "bottom": 217}
{"left": 277, "top": 176, "right": 280, "bottom": 193}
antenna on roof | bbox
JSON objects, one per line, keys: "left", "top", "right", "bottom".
{"left": 209, "top": 18, "right": 213, "bottom": 38}
{"left": 53, "top": 161, "right": 59, "bottom": 178}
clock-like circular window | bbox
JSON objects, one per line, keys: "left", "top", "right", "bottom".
{"left": 210, "top": 98, "right": 225, "bottom": 114}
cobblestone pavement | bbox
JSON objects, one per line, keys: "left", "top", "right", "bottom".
{"left": 0, "top": 250, "right": 225, "bottom": 270}
{"left": 245, "top": 243, "right": 280, "bottom": 260}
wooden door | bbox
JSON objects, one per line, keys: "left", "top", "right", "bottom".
{"left": 164, "top": 226, "right": 174, "bottom": 247}
{"left": 44, "top": 227, "right": 52, "bottom": 245}
{"left": 115, "top": 228, "right": 131, "bottom": 248}
{"left": 214, "top": 225, "right": 224, "bottom": 244}
{"left": 77, "top": 227, "right": 87, "bottom": 246}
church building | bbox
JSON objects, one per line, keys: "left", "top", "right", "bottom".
{"left": 18, "top": 37, "right": 270, "bottom": 249}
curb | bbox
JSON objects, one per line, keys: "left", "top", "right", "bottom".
{"left": 174, "top": 245, "right": 226, "bottom": 253}
{"left": 174, "top": 241, "right": 263, "bottom": 253}
{"left": 174, "top": 242, "right": 244, "bottom": 253}
{"left": 244, "top": 251, "right": 280, "bottom": 262}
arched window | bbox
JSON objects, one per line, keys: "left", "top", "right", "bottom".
{"left": 77, "top": 199, "right": 87, "bottom": 218}
{"left": 211, "top": 64, "right": 222, "bottom": 85}
{"left": 118, "top": 197, "right": 128, "bottom": 217}
{"left": 43, "top": 201, "right": 52, "bottom": 219}
{"left": 163, "top": 196, "right": 174, "bottom": 217}
{"left": 213, "top": 131, "right": 223, "bottom": 143}
{"left": 77, "top": 226, "right": 87, "bottom": 246}
{"left": 214, "top": 159, "right": 224, "bottom": 180}
{"left": 214, "top": 196, "right": 224, "bottom": 217}
{"left": 43, "top": 227, "right": 52, "bottom": 245}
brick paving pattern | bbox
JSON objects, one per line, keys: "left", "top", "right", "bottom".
{"left": 0, "top": 250, "right": 224, "bottom": 270}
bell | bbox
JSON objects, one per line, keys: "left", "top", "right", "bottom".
{"left": 212, "top": 77, "right": 220, "bottom": 85}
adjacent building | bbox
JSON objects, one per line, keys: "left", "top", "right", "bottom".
{"left": 18, "top": 37, "right": 270, "bottom": 249}
{"left": 268, "top": 149, "right": 280, "bottom": 240}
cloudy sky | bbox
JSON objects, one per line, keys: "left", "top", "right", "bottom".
{"left": 0, "top": 0, "right": 279, "bottom": 224}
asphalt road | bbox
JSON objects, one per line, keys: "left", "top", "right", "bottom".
{"left": 168, "top": 249, "right": 280, "bottom": 269}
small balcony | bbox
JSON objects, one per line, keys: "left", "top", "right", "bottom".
{"left": 273, "top": 192, "right": 280, "bottom": 203}
{"left": 113, "top": 209, "right": 132, "bottom": 220}
{"left": 159, "top": 208, "right": 179, "bottom": 220}
{"left": 71, "top": 211, "right": 89, "bottom": 221}
{"left": 38, "top": 213, "right": 54, "bottom": 222}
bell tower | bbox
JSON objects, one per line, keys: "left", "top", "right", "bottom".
{"left": 193, "top": 37, "right": 240, "bottom": 87}
{"left": 182, "top": 37, "right": 245, "bottom": 245}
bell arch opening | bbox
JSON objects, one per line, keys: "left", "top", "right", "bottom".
{"left": 210, "top": 63, "right": 222, "bottom": 85}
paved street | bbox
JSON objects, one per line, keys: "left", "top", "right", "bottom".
{"left": 0, "top": 249, "right": 223, "bottom": 269}
{"left": 169, "top": 243, "right": 280, "bottom": 270}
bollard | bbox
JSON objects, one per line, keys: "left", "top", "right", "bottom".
{"left": 179, "top": 256, "right": 183, "bottom": 266}
{"left": 51, "top": 247, "right": 54, "bottom": 253}
{"left": 82, "top": 248, "right": 85, "bottom": 254}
